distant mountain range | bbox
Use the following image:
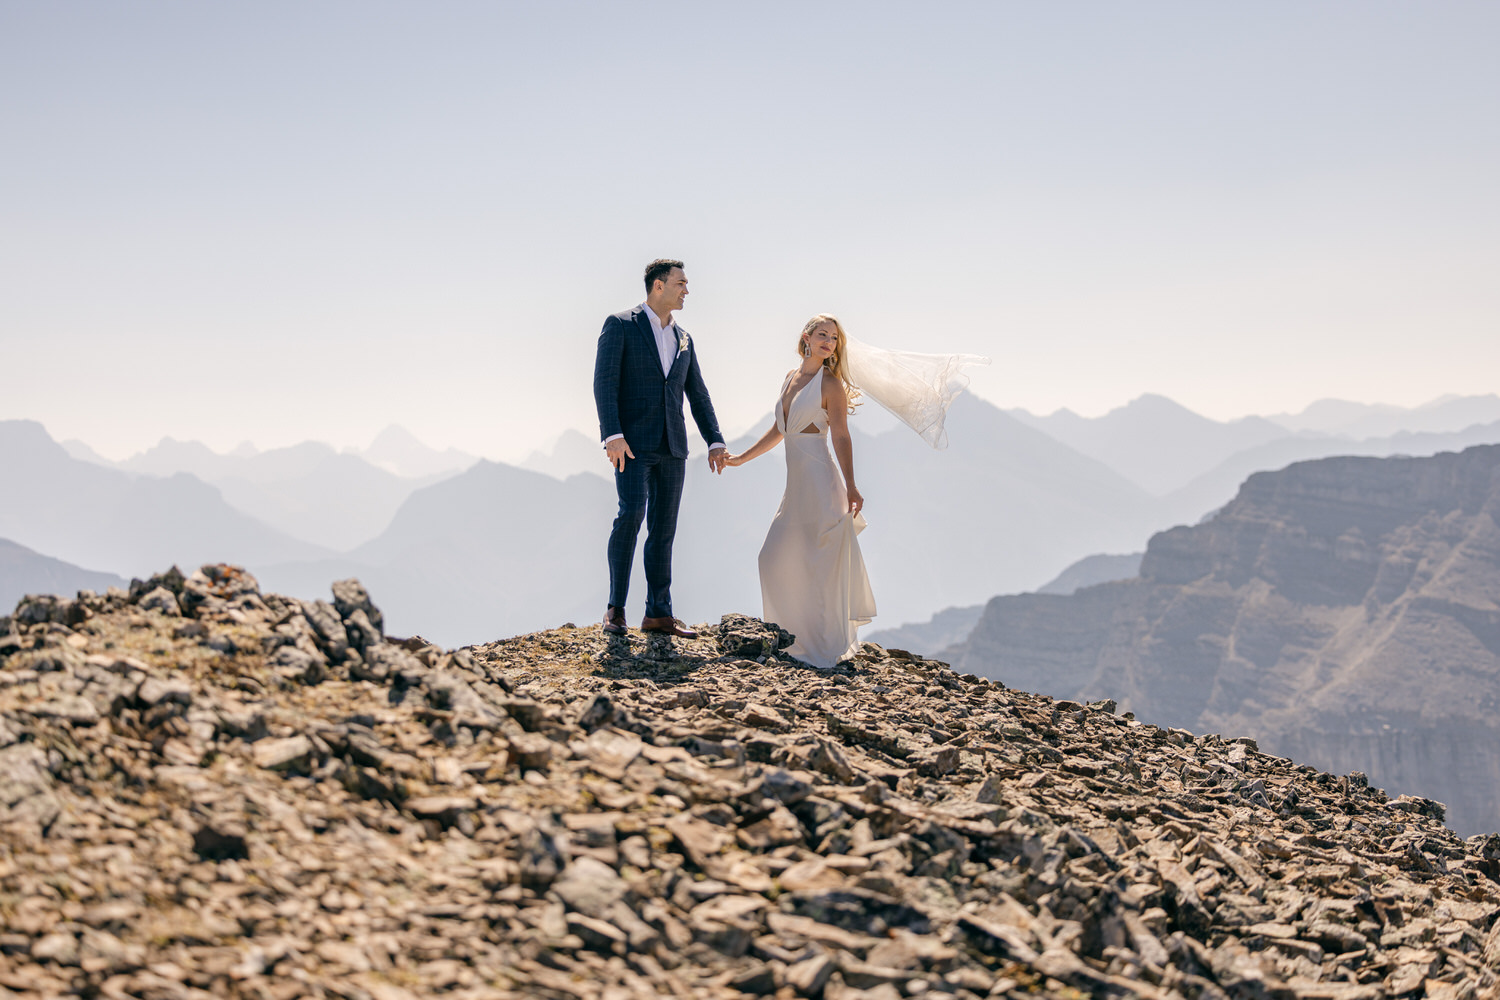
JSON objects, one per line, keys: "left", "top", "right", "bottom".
{"left": 865, "top": 551, "right": 1143, "bottom": 654}
{"left": 1265, "top": 394, "right": 1500, "bottom": 439}
{"left": 1155, "top": 418, "right": 1500, "bottom": 528}
{"left": 257, "top": 462, "right": 617, "bottom": 644}
{"left": 943, "top": 444, "right": 1500, "bottom": 836}
{"left": 1010, "top": 392, "right": 1500, "bottom": 498}
{"left": 518, "top": 429, "right": 612, "bottom": 481}
{"left": 354, "top": 425, "right": 479, "bottom": 480}
{"left": 1033, "top": 551, "right": 1145, "bottom": 595}
{"left": 0, "top": 538, "right": 125, "bottom": 613}
{"left": 7, "top": 392, "right": 1500, "bottom": 649}
{"left": 0, "top": 420, "right": 328, "bottom": 576}
{"left": 256, "top": 394, "right": 1167, "bottom": 645}
{"left": 60, "top": 425, "right": 474, "bottom": 551}
{"left": 1010, "top": 394, "right": 1289, "bottom": 496}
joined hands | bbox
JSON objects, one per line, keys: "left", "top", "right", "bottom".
{"left": 608, "top": 441, "right": 732, "bottom": 475}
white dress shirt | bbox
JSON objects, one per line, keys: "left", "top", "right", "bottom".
{"left": 603, "top": 304, "right": 724, "bottom": 452}
{"left": 643, "top": 302, "right": 680, "bottom": 376}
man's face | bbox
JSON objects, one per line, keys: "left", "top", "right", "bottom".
{"left": 656, "top": 268, "right": 688, "bottom": 312}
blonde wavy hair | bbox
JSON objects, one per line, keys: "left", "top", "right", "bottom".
{"left": 797, "top": 314, "right": 862, "bottom": 414}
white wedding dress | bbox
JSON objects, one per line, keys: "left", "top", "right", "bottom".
{"left": 758, "top": 369, "right": 877, "bottom": 669}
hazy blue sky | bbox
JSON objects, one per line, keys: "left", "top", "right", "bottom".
{"left": 2, "top": 2, "right": 1496, "bottom": 461}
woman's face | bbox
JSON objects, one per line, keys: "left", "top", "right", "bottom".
{"left": 806, "top": 322, "right": 838, "bottom": 360}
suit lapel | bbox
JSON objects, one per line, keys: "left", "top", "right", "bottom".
{"left": 666, "top": 328, "right": 690, "bottom": 383}
{"left": 634, "top": 308, "right": 664, "bottom": 379}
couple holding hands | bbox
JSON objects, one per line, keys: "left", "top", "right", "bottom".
{"left": 593, "top": 258, "right": 986, "bottom": 669}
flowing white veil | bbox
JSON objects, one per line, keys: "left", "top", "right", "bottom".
{"left": 842, "top": 336, "right": 991, "bottom": 449}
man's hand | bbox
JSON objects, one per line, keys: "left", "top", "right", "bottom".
{"left": 709, "top": 447, "right": 728, "bottom": 475}
{"left": 606, "top": 438, "right": 634, "bottom": 473}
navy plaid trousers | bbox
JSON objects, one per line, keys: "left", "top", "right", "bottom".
{"left": 607, "top": 451, "right": 686, "bottom": 620}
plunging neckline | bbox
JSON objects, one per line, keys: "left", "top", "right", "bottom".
{"left": 781, "top": 369, "right": 821, "bottom": 428}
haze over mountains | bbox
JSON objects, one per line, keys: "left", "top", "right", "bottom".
{"left": 4, "top": 392, "right": 1499, "bottom": 648}
{"left": 1010, "top": 392, "right": 1500, "bottom": 500}
{"left": 865, "top": 551, "right": 1146, "bottom": 654}
{"left": 257, "top": 393, "right": 1166, "bottom": 644}
{"left": 60, "top": 426, "right": 477, "bottom": 551}
{"left": 0, "top": 420, "right": 328, "bottom": 575}
{"left": 0, "top": 538, "right": 126, "bottom": 614}
{"left": 1268, "top": 395, "right": 1500, "bottom": 439}
{"left": 942, "top": 443, "right": 1500, "bottom": 836}
{"left": 518, "top": 429, "right": 612, "bottom": 482}
{"left": 1010, "top": 394, "right": 1291, "bottom": 496}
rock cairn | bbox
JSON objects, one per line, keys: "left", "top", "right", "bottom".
{"left": 3, "top": 567, "right": 1500, "bottom": 999}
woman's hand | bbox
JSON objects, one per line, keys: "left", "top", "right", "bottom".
{"left": 847, "top": 486, "right": 864, "bottom": 515}
{"left": 722, "top": 423, "right": 783, "bottom": 470}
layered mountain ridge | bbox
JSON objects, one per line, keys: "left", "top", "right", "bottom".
{"left": 11, "top": 390, "right": 1500, "bottom": 648}
{"left": 0, "top": 420, "right": 330, "bottom": 574}
{"left": 0, "top": 538, "right": 125, "bottom": 613}
{"left": 946, "top": 444, "right": 1500, "bottom": 835}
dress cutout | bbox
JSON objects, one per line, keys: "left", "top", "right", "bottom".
{"left": 758, "top": 370, "right": 877, "bottom": 669}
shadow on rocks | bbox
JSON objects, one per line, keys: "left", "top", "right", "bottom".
{"left": 589, "top": 613, "right": 796, "bottom": 683}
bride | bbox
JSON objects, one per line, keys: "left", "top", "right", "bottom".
{"left": 725, "top": 314, "right": 987, "bottom": 669}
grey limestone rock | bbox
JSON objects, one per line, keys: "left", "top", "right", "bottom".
{"left": 331, "top": 577, "right": 383, "bottom": 634}
{"left": 550, "top": 856, "right": 629, "bottom": 918}
{"left": 129, "top": 566, "right": 185, "bottom": 601}
{"left": 179, "top": 563, "right": 261, "bottom": 617}
{"left": 343, "top": 607, "right": 382, "bottom": 654}
{"left": 0, "top": 743, "right": 59, "bottom": 836}
{"left": 137, "top": 586, "right": 181, "bottom": 616}
{"left": 252, "top": 735, "right": 316, "bottom": 771}
{"left": 2, "top": 567, "right": 1500, "bottom": 999}
{"left": 136, "top": 676, "right": 192, "bottom": 708}
{"left": 352, "top": 641, "right": 421, "bottom": 682}
{"left": 271, "top": 645, "right": 325, "bottom": 684}
{"left": 299, "top": 599, "right": 349, "bottom": 661}
{"left": 717, "top": 612, "right": 795, "bottom": 659}
{"left": 11, "top": 593, "right": 78, "bottom": 627}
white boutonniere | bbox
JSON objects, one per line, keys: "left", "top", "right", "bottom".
{"left": 677, "top": 332, "right": 690, "bottom": 355}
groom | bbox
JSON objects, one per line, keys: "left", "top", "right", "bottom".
{"left": 594, "top": 259, "right": 727, "bottom": 639}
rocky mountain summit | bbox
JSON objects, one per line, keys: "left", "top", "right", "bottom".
{"left": 946, "top": 444, "right": 1500, "bottom": 838}
{"left": 5, "top": 570, "right": 1500, "bottom": 999}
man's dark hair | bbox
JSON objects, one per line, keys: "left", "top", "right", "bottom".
{"left": 644, "top": 259, "right": 685, "bottom": 295}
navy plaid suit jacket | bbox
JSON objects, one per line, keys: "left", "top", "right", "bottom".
{"left": 593, "top": 305, "right": 723, "bottom": 459}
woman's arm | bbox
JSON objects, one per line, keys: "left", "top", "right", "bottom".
{"left": 825, "top": 376, "right": 864, "bottom": 514}
{"left": 723, "top": 424, "right": 783, "bottom": 470}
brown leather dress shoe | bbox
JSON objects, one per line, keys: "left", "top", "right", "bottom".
{"left": 602, "top": 605, "right": 628, "bottom": 635}
{"left": 640, "top": 616, "right": 697, "bottom": 639}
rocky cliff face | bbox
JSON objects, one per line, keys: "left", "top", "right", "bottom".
{"left": 948, "top": 445, "right": 1500, "bottom": 836}
{"left": 9, "top": 567, "right": 1500, "bottom": 997}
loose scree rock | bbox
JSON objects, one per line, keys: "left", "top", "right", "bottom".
{"left": 3, "top": 567, "right": 1500, "bottom": 999}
